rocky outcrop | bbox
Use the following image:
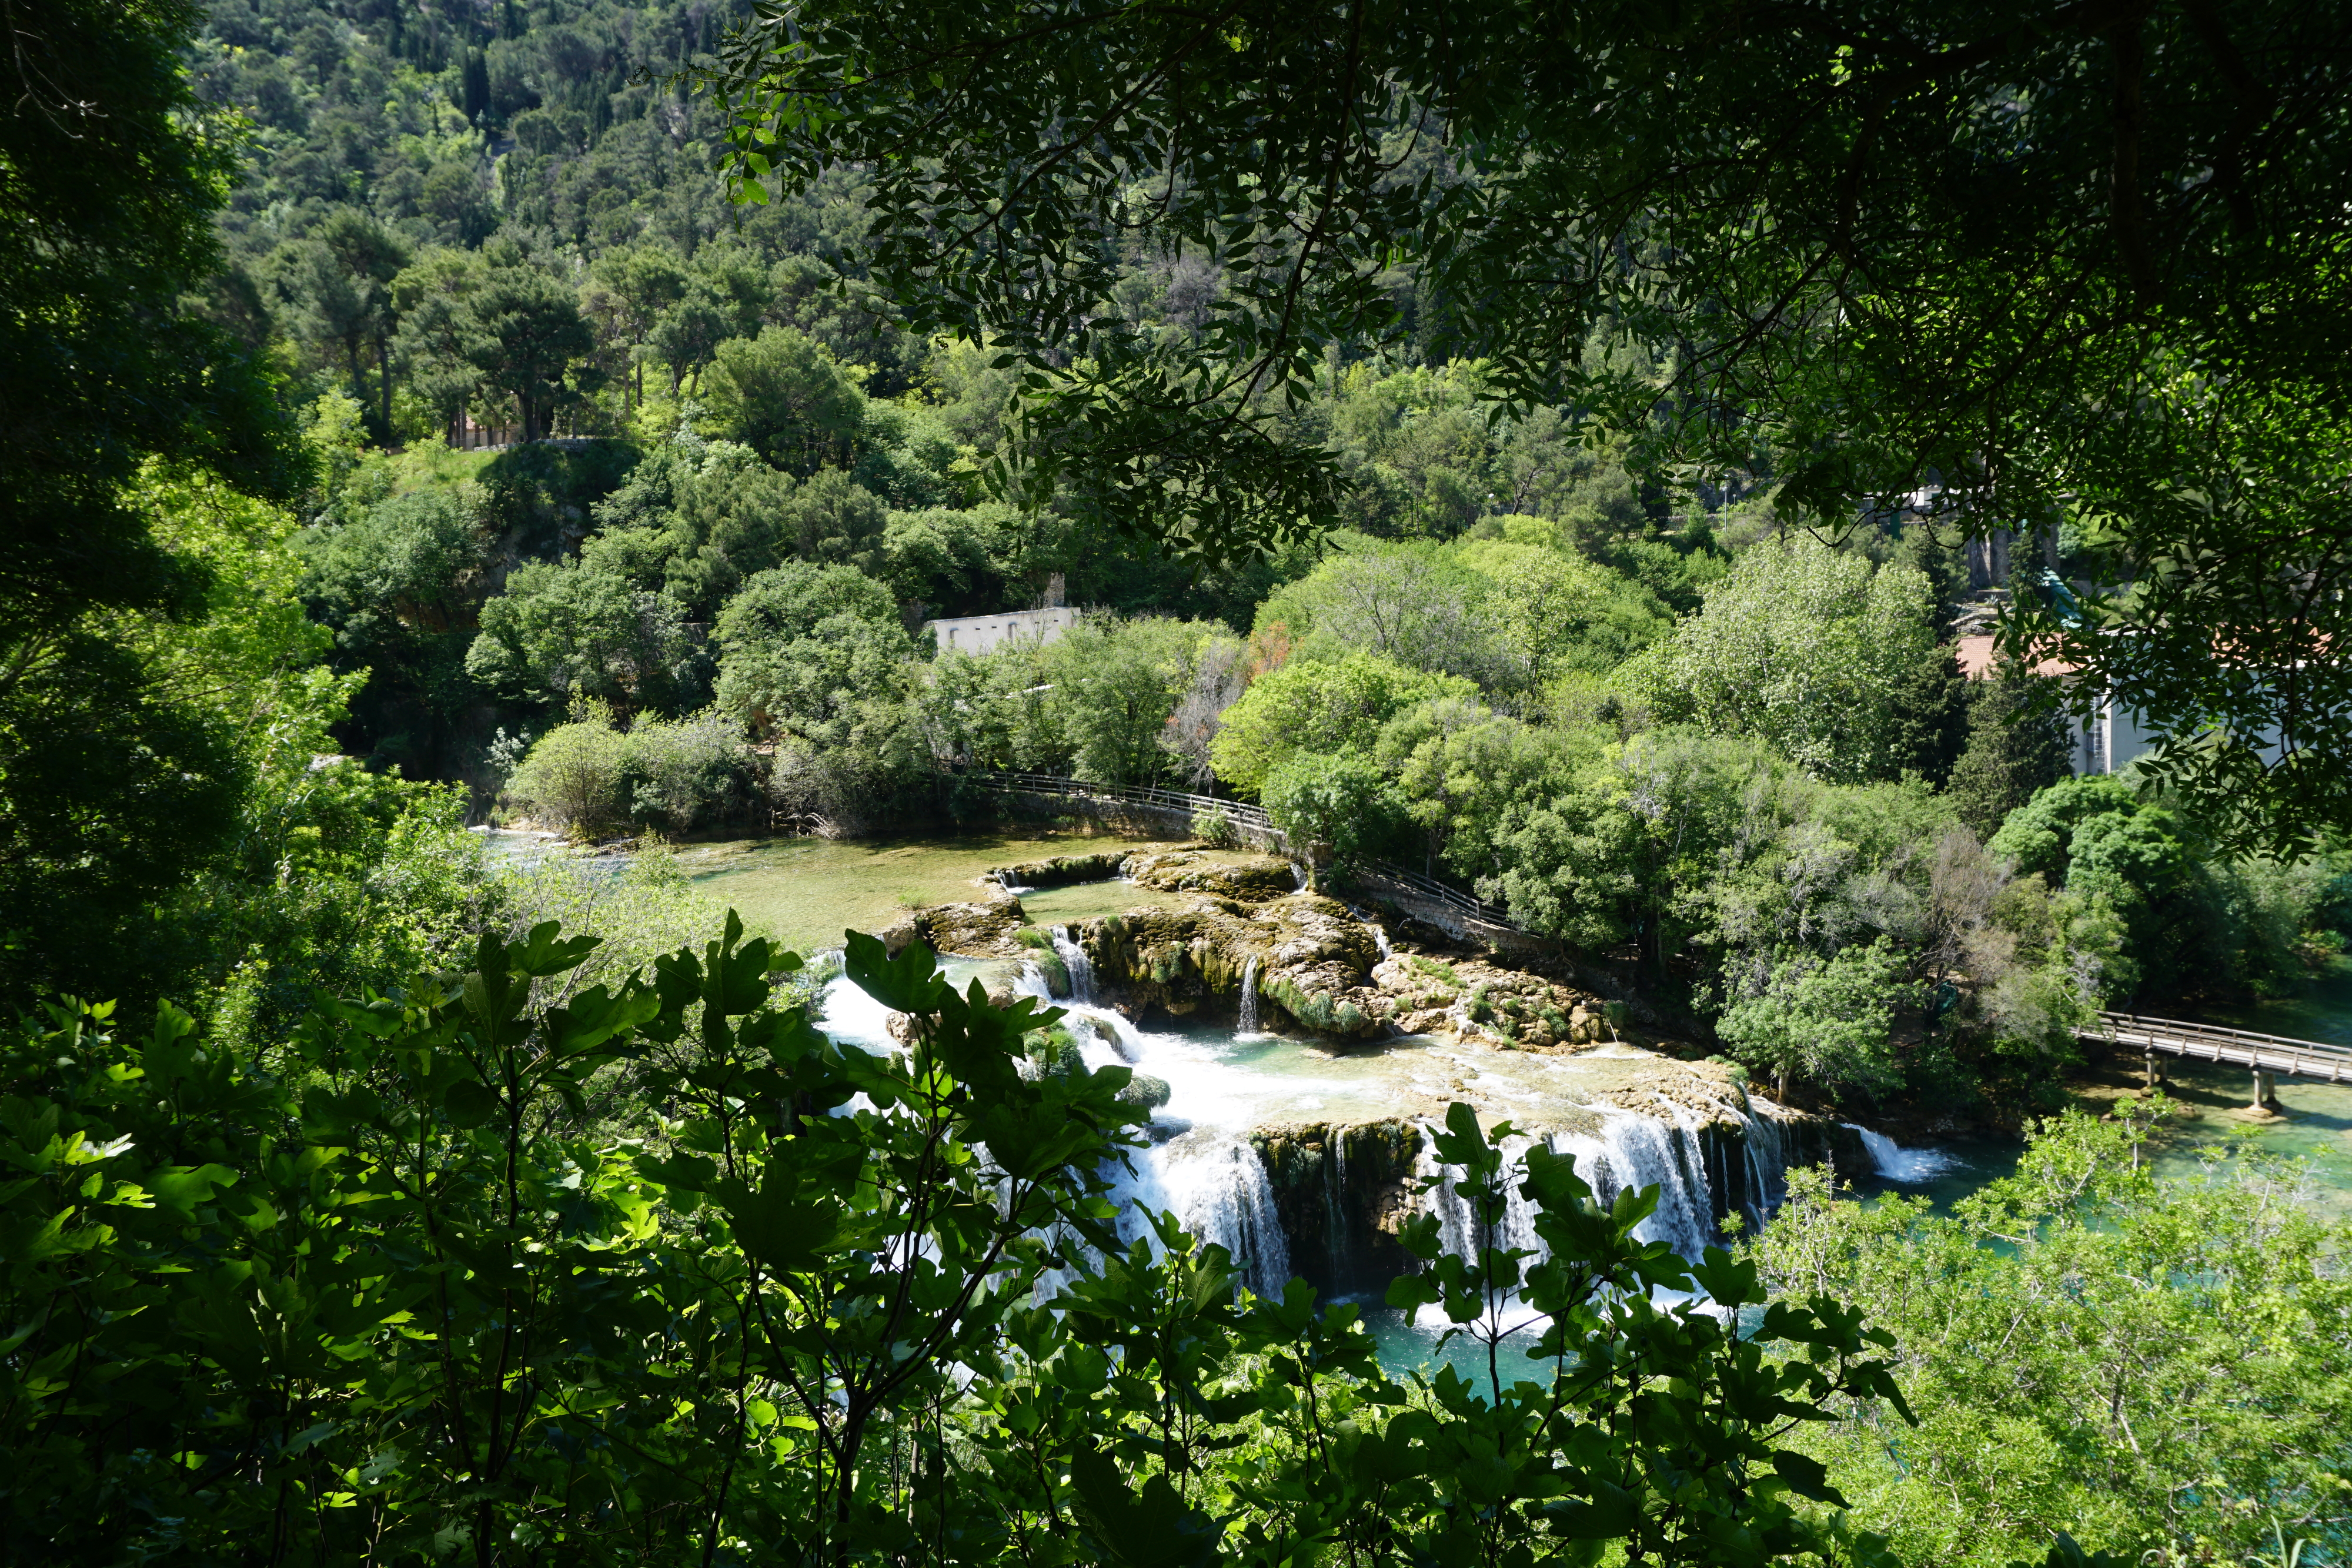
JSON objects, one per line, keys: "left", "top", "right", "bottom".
{"left": 1124, "top": 848, "right": 1299, "bottom": 902}
{"left": 906, "top": 893, "right": 1030, "bottom": 958}
{"left": 909, "top": 840, "right": 1604, "bottom": 1048}
{"left": 991, "top": 848, "right": 1154, "bottom": 890}
{"left": 1073, "top": 892, "right": 1399, "bottom": 1037}
{"left": 1367, "top": 954, "right": 1611, "bottom": 1049}
{"left": 1249, "top": 1119, "right": 1421, "bottom": 1291}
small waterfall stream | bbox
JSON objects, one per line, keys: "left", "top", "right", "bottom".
{"left": 1108, "top": 1131, "right": 1292, "bottom": 1296}
{"left": 1596, "top": 1112, "right": 1717, "bottom": 1259}
{"left": 1847, "top": 1124, "right": 1957, "bottom": 1182}
{"left": 1050, "top": 925, "right": 1095, "bottom": 1004}
{"left": 1238, "top": 955, "right": 1260, "bottom": 1033}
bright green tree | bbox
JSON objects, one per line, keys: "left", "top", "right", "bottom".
{"left": 1210, "top": 652, "right": 1474, "bottom": 795}
{"left": 1716, "top": 939, "right": 1915, "bottom": 1102}
{"left": 1748, "top": 1109, "right": 2352, "bottom": 1568}
{"left": 1635, "top": 538, "right": 1935, "bottom": 785}
{"left": 703, "top": 323, "right": 868, "bottom": 475}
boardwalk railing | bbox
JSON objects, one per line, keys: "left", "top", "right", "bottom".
{"left": 2083, "top": 1011, "right": 2352, "bottom": 1082}
{"left": 943, "top": 767, "right": 1524, "bottom": 930}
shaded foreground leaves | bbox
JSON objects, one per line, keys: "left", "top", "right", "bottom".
{"left": 2, "top": 915, "right": 2112, "bottom": 1567}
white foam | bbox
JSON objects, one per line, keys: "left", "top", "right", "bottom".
{"left": 1848, "top": 1125, "right": 1958, "bottom": 1182}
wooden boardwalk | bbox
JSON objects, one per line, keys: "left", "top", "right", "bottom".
{"left": 2082, "top": 1012, "right": 2352, "bottom": 1084}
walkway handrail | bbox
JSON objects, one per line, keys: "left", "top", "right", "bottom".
{"left": 943, "top": 766, "right": 1525, "bottom": 930}
{"left": 2082, "top": 1010, "right": 2352, "bottom": 1082}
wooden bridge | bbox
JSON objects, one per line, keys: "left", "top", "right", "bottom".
{"left": 2082, "top": 1011, "right": 2352, "bottom": 1108}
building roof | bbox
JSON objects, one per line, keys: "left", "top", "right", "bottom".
{"left": 1955, "top": 634, "right": 2076, "bottom": 680}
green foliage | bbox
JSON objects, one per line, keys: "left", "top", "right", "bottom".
{"left": 1947, "top": 663, "right": 2076, "bottom": 837}
{"left": 468, "top": 554, "right": 701, "bottom": 713}
{"left": 1717, "top": 940, "right": 1916, "bottom": 1102}
{"left": 1748, "top": 1110, "right": 2352, "bottom": 1568}
{"left": 704, "top": 325, "right": 868, "bottom": 474}
{"left": 714, "top": 560, "right": 915, "bottom": 737}
{"left": 1261, "top": 752, "right": 1399, "bottom": 882}
{"left": 504, "top": 708, "right": 753, "bottom": 834}
{"left": 1210, "top": 653, "right": 1474, "bottom": 797}
{"left": 1633, "top": 539, "right": 1936, "bottom": 785}
{"left": 926, "top": 614, "right": 1246, "bottom": 790}
{"left": 505, "top": 715, "right": 632, "bottom": 829}
{"left": 1257, "top": 534, "right": 1673, "bottom": 710}
{"left": 713, "top": 0, "right": 2352, "bottom": 851}
{"left": 1986, "top": 775, "right": 2316, "bottom": 1004}
{"left": 2, "top": 0, "right": 304, "bottom": 644}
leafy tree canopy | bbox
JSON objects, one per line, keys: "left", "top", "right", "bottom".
{"left": 709, "top": 0, "right": 2352, "bottom": 851}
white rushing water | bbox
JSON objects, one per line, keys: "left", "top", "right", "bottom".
{"left": 1848, "top": 1125, "right": 1957, "bottom": 1183}
{"left": 1237, "top": 954, "right": 1261, "bottom": 1034}
{"left": 1739, "top": 1101, "right": 1789, "bottom": 1217}
{"left": 820, "top": 943, "right": 1816, "bottom": 1320}
{"left": 1417, "top": 1107, "right": 1728, "bottom": 1275}
{"left": 1106, "top": 1129, "right": 1292, "bottom": 1296}
{"left": 1050, "top": 925, "right": 1096, "bottom": 1004}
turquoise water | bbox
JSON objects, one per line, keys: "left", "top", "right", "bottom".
{"left": 2147, "top": 958, "right": 2352, "bottom": 1222}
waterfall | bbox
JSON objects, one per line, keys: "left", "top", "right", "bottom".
{"left": 1595, "top": 1112, "right": 1717, "bottom": 1260}
{"left": 1238, "top": 954, "right": 1260, "bottom": 1033}
{"left": 1370, "top": 925, "right": 1393, "bottom": 960}
{"left": 1739, "top": 1102, "right": 1788, "bottom": 1223}
{"left": 1016, "top": 945, "right": 1143, "bottom": 1067}
{"left": 816, "top": 969, "right": 898, "bottom": 1054}
{"left": 1051, "top": 925, "right": 1095, "bottom": 1004}
{"left": 1847, "top": 1124, "right": 1956, "bottom": 1183}
{"left": 1109, "top": 1131, "right": 1292, "bottom": 1298}
{"left": 1416, "top": 1127, "right": 1548, "bottom": 1269}
{"left": 1290, "top": 862, "right": 1309, "bottom": 891}
{"left": 1414, "top": 1110, "right": 1737, "bottom": 1278}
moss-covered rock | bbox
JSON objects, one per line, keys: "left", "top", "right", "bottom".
{"left": 1118, "top": 1072, "right": 1172, "bottom": 1110}
{"left": 992, "top": 845, "right": 1180, "bottom": 890}
{"left": 1365, "top": 954, "right": 1610, "bottom": 1049}
{"left": 1069, "top": 892, "right": 1401, "bottom": 1038}
{"left": 1248, "top": 1119, "right": 1422, "bottom": 1290}
{"left": 1122, "top": 848, "right": 1299, "bottom": 902}
{"left": 909, "top": 893, "right": 1029, "bottom": 957}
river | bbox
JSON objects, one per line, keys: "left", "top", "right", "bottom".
{"left": 667, "top": 830, "right": 2352, "bottom": 1370}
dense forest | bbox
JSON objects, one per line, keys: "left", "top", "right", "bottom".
{"left": 3, "top": 0, "right": 2348, "bottom": 1563}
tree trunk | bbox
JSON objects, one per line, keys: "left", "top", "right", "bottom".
{"left": 377, "top": 337, "right": 394, "bottom": 437}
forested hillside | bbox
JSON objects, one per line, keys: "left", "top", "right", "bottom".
{"left": 181, "top": 0, "right": 1766, "bottom": 791}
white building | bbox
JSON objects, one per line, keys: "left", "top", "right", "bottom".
{"left": 1955, "top": 634, "right": 2157, "bottom": 775}
{"left": 922, "top": 605, "right": 1083, "bottom": 656}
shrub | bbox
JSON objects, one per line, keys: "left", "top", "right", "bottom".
{"left": 506, "top": 718, "right": 630, "bottom": 830}
{"left": 1191, "top": 802, "right": 1242, "bottom": 847}
{"left": 619, "top": 710, "right": 751, "bottom": 831}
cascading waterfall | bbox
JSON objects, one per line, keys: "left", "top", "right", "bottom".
{"left": 1107, "top": 1131, "right": 1292, "bottom": 1298}
{"left": 1238, "top": 955, "right": 1261, "bottom": 1033}
{"left": 1414, "top": 1109, "right": 1735, "bottom": 1276}
{"left": 1847, "top": 1124, "right": 1956, "bottom": 1183}
{"left": 1050, "top": 925, "right": 1095, "bottom": 1004}
{"left": 816, "top": 965, "right": 897, "bottom": 1053}
{"left": 1416, "top": 1128, "right": 1548, "bottom": 1269}
{"left": 1290, "top": 862, "right": 1310, "bottom": 892}
{"left": 1739, "top": 1101, "right": 1789, "bottom": 1222}
{"left": 1596, "top": 1112, "right": 1717, "bottom": 1259}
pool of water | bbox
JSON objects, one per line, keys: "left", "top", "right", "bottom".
{"left": 1017, "top": 880, "right": 1164, "bottom": 925}
{"left": 2144, "top": 958, "right": 2352, "bottom": 1221}
{"left": 673, "top": 830, "right": 1162, "bottom": 955}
